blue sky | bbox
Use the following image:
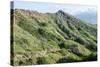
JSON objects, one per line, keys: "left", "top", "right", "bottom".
{"left": 12, "top": 1, "right": 97, "bottom": 23}
{"left": 13, "top": 1, "right": 97, "bottom": 15}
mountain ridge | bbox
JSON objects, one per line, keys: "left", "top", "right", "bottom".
{"left": 11, "top": 9, "right": 97, "bottom": 66}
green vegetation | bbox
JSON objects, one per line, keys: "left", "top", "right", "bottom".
{"left": 11, "top": 9, "right": 97, "bottom": 66}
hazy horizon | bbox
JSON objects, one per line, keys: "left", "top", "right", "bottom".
{"left": 11, "top": 1, "right": 97, "bottom": 23}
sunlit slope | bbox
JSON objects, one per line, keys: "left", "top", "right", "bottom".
{"left": 11, "top": 9, "right": 97, "bottom": 66}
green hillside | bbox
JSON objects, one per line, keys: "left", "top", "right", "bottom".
{"left": 11, "top": 9, "right": 97, "bottom": 66}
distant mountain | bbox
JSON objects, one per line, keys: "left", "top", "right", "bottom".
{"left": 75, "top": 11, "right": 97, "bottom": 23}
{"left": 11, "top": 9, "right": 97, "bottom": 66}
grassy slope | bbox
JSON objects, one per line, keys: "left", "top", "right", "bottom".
{"left": 11, "top": 9, "right": 97, "bottom": 66}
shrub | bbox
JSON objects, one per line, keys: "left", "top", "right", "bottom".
{"left": 37, "top": 56, "right": 55, "bottom": 64}
{"left": 58, "top": 41, "right": 65, "bottom": 49}
{"left": 39, "top": 22, "right": 47, "bottom": 26}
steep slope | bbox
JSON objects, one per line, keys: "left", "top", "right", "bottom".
{"left": 11, "top": 9, "right": 97, "bottom": 66}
